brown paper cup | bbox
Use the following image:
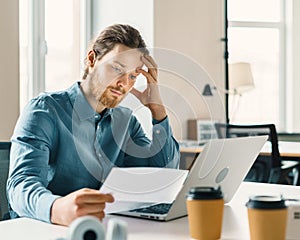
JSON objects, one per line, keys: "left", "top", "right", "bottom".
{"left": 246, "top": 195, "right": 287, "bottom": 240}
{"left": 248, "top": 208, "right": 287, "bottom": 240}
{"left": 187, "top": 199, "right": 224, "bottom": 240}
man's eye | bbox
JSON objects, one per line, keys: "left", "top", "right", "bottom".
{"left": 112, "top": 66, "right": 122, "bottom": 74}
{"left": 129, "top": 75, "right": 137, "bottom": 81}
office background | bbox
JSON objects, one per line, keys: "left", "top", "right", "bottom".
{"left": 1, "top": 0, "right": 300, "bottom": 141}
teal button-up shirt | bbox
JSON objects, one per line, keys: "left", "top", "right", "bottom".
{"left": 7, "top": 82, "right": 180, "bottom": 223}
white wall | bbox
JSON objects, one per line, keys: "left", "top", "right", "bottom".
{"left": 292, "top": 0, "right": 300, "bottom": 131}
{"left": 153, "top": 0, "right": 225, "bottom": 139}
{"left": 0, "top": 0, "right": 19, "bottom": 141}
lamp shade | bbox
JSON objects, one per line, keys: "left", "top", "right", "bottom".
{"left": 229, "top": 62, "right": 254, "bottom": 94}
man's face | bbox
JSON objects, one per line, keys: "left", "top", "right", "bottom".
{"left": 89, "top": 44, "right": 144, "bottom": 108}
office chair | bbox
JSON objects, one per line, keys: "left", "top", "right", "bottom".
{"left": 0, "top": 142, "right": 11, "bottom": 220}
{"left": 214, "top": 123, "right": 300, "bottom": 185}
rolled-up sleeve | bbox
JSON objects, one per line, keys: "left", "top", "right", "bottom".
{"left": 7, "top": 98, "right": 60, "bottom": 223}
{"left": 150, "top": 117, "right": 180, "bottom": 168}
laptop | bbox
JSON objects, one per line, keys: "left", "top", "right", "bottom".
{"left": 109, "top": 135, "right": 268, "bottom": 221}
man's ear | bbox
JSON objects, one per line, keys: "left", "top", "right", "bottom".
{"left": 87, "top": 50, "right": 96, "bottom": 67}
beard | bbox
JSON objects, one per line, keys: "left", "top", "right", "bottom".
{"left": 99, "top": 86, "right": 126, "bottom": 108}
{"left": 89, "top": 70, "right": 127, "bottom": 109}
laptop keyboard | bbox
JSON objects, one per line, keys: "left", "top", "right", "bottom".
{"left": 129, "top": 203, "right": 172, "bottom": 215}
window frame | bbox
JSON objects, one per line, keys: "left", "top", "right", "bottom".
{"left": 21, "top": 0, "right": 90, "bottom": 110}
{"left": 28, "top": 0, "right": 46, "bottom": 102}
{"left": 228, "top": 0, "right": 287, "bottom": 131}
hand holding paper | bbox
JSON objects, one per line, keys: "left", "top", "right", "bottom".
{"left": 100, "top": 167, "right": 188, "bottom": 213}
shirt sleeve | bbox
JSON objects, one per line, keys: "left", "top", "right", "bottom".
{"left": 123, "top": 115, "right": 180, "bottom": 168}
{"left": 6, "top": 97, "right": 60, "bottom": 223}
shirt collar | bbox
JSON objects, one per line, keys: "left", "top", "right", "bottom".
{"left": 68, "top": 82, "right": 112, "bottom": 122}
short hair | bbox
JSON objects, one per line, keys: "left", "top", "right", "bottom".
{"left": 83, "top": 24, "right": 149, "bottom": 79}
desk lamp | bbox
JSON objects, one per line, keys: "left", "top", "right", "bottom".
{"left": 201, "top": 62, "right": 254, "bottom": 122}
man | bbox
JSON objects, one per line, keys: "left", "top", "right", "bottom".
{"left": 7, "top": 24, "right": 180, "bottom": 226}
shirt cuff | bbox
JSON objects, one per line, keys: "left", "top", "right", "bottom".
{"left": 36, "top": 193, "right": 61, "bottom": 223}
{"left": 152, "top": 116, "right": 168, "bottom": 125}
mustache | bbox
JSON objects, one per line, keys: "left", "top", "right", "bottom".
{"left": 107, "top": 86, "right": 126, "bottom": 94}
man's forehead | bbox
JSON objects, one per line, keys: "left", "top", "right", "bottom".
{"left": 111, "top": 49, "right": 144, "bottom": 70}
{"left": 100, "top": 45, "right": 144, "bottom": 70}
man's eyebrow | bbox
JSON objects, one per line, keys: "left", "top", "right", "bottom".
{"left": 113, "top": 60, "right": 126, "bottom": 68}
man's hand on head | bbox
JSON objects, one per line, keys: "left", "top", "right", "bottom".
{"left": 131, "top": 55, "right": 167, "bottom": 121}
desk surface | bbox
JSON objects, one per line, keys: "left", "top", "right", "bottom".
{"left": 1, "top": 182, "right": 299, "bottom": 240}
{"left": 180, "top": 141, "right": 300, "bottom": 158}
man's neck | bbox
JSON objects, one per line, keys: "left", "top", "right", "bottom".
{"left": 80, "top": 80, "right": 106, "bottom": 113}
{"left": 95, "top": 104, "right": 106, "bottom": 114}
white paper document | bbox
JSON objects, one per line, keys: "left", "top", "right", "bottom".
{"left": 100, "top": 167, "right": 188, "bottom": 213}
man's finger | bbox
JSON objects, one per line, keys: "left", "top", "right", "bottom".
{"left": 75, "top": 203, "right": 106, "bottom": 216}
{"left": 136, "top": 68, "right": 156, "bottom": 83}
{"left": 130, "top": 88, "right": 142, "bottom": 98}
{"left": 92, "top": 211, "right": 105, "bottom": 221}
{"left": 76, "top": 192, "right": 114, "bottom": 204}
{"left": 142, "top": 55, "right": 157, "bottom": 68}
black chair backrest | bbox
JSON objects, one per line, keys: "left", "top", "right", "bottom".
{"left": 214, "top": 123, "right": 281, "bottom": 168}
{"left": 214, "top": 123, "right": 283, "bottom": 183}
{"left": 0, "top": 142, "right": 11, "bottom": 220}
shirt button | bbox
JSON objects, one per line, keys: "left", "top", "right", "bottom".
{"left": 155, "top": 130, "right": 161, "bottom": 134}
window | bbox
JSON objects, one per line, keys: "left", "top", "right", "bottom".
{"left": 228, "top": 0, "right": 286, "bottom": 130}
{"left": 19, "top": 0, "right": 86, "bottom": 110}
{"left": 45, "top": 0, "right": 80, "bottom": 92}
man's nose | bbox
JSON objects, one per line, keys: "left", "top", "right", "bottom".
{"left": 116, "top": 73, "right": 129, "bottom": 87}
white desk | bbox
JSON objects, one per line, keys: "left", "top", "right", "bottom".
{"left": 1, "top": 182, "right": 299, "bottom": 240}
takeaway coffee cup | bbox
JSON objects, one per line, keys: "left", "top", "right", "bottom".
{"left": 186, "top": 186, "right": 224, "bottom": 240}
{"left": 246, "top": 195, "right": 288, "bottom": 240}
